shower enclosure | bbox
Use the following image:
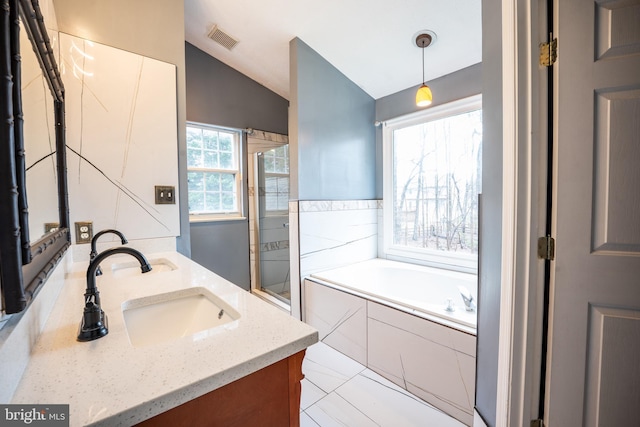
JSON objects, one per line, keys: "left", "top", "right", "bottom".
{"left": 247, "top": 131, "right": 290, "bottom": 307}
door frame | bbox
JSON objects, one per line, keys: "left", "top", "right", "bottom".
{"left": 493, "top": 0, "right": 549, "bottom": 425}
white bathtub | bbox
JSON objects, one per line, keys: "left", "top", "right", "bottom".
{"left": 304, "top": 258, "right": 477, "bottom": 425}
{"left": 310, "top": 258, "right": 477, "bottom": 334}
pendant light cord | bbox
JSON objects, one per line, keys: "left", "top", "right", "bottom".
{"left": 421, "top": 40, "right": 425, "bottom": 85}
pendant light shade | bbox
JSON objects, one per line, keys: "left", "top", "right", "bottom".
{"left": 415, "top": 32, "right": 436, "bottom": 108}
{"left": 416, "top": 84, "right": 433, "bottom": 107}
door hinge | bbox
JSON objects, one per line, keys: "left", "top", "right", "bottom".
{"left": 539, "top": 34, "right": 558, "bottom": 66}
{"left": 538, "top": 236, "right": 555, "bottom": 260}
{"left": 531, "top": 420, "right": 545, "bottom": 427}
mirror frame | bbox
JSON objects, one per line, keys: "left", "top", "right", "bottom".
{"left": 0, "top": 0, "right": 69, "bottom": 314}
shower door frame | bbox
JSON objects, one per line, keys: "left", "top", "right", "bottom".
{"left": 246, "top": 131, "right": 290, "bottom": 311}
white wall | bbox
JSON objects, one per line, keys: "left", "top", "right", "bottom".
{"left": 52, "top": 0, "right": 189, "bottom": 255}
{"left": 61, "top": 32, "right": 180, "bottom": 249}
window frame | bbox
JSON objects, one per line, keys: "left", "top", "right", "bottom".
{"left": 186, "top": 122, "right": 244, "bottom": 222}
{"left": 382, "top": 94, "right": 482, "bottom": 274}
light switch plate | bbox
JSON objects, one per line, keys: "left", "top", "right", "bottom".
{"left": 155, "top": 185, "right": 176, "bottom": 204}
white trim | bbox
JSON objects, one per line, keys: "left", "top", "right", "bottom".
{"left": 185, "top": 123, "right": 244, "bottom": 217}
{"left": 496, "top": 0, "right": 518, "bottom": 425}
{"left": 383, "top": 94, "right": 482, "bottom": 127}
{"left": 506, "top": 0, "right": 547, "bottom": 425}
{"left": 189, "top": 215, "right": 247, "bottom": 223}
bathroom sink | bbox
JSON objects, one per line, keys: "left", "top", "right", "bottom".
{"left": 121, "top": 287, "right": 240, "bottom": 347}
{"left": 111, "top": 257, "right": 177, "bottom": 279}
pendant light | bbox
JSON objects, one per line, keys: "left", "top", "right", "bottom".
{"left": 415, "top": 32, "right": 434, "bottom": 107}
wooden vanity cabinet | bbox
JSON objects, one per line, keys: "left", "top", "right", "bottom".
{"left": 137, "top": 350, "right": 305, "bottom": 427}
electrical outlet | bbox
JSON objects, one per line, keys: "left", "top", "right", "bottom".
{"left": 75, "top": 221, "right": 93, "bottom": 244}
{"left": 44, "top": 222, "right": 59, "bottom": 234}
{"left": 155, "top": 185, "right": 176, "bottom": 204}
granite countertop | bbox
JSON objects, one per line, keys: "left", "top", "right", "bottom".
{"left": 11, "top": 251, "right": 318, "bottom": 426}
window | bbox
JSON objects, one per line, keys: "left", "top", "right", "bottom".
{"left": 186, "top": 123, "right": 242, "bottom": 219}
{"left": 262, "top": 145, "right": 289, "bottom": 213}
{"left": 383, "top": 95, "right": 482, "bottom": 273}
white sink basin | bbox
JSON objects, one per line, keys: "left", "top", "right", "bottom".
{"left": 111, "top": 258, "right": 177, "bottom": 279}
{"left": 121, "top": 287, "right": 240, "bottom": 347}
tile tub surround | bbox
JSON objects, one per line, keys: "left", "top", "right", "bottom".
{"left": 10, "top": 251, "right": 318, "bottom": 426}
{"left": 303, "top": 277, "right": 367, "bottom": 365}
{"left": 304, "top": 274, "right": 476, "bottom": 425}
{"left": 368, "top": 302, "right": 475, "bottom": 425}
{"left": 293, "top": 199, "right": 379, "bottom": 321}
{"left": 298, "top": 200, "right": 379, "bottom": 278}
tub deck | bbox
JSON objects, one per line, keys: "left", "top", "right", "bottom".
{"left": 310, "top": 258, "right": 477, "bottom": 334}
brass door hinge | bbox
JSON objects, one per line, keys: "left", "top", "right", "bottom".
{"left": 538, "top": 236, "right": 555, "bottom": 260}
{"left": 539, "top": 34, "right": 558, "bottom": 66}
{"left": 531, "top": 419, "right": 545, "bottom": 427}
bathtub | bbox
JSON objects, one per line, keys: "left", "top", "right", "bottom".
{"left": 304, "top": 258, "right": 477, "bottom": 425}
{"left": 310, "top": 258, "right": 477, "bottom": 334}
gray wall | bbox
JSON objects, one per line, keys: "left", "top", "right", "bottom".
{"left": 185, "top": 43, "right": 289, "bottom": 134}
{"left": 290, "top": 38, "right": 376, "bottom": 201}
{"left": 185, "top": 42, "right": 289, "bottom": 289}
{"left": 375, "top": 63, "right": 482, "bottom": 199}
{"left": 476, "top": 0, "right": 503, "bottom": 424}
{"left": 189, "top": 221, "right": 251, "bottom": 289}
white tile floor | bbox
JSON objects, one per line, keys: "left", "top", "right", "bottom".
{"left": 300, "top": 342, "right": 466, "bottom": 427}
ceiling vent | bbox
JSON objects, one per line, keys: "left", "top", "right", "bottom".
{"left": 207, "top": 25, "right": 239, "bottom": 50}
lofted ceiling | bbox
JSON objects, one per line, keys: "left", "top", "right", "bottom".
{"left": 184, "top": 0, "right": 482, "bottom": 101}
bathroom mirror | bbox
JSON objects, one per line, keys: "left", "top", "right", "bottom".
{"left": 21, "top": 14, "right": 59, "bottom": 243}
{"left": 0, "top": 0, "right": 69, "bottom": 314}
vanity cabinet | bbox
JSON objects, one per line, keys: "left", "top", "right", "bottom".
{"left": 137, "top": 350, "right": 305, "bottom": 427}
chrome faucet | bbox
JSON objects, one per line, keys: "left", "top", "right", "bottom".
{"left": 90, "top": 229, "right": 128, "bottom": 276}
{"left": 77, "top": 247, "right": 152, "bottom": 342}
{"left": 458, "top": 286, "right": 476, "bottom": 312}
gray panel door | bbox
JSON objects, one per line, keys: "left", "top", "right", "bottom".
{"left": 547, "top": 0, "right": 640, "bottom": 425}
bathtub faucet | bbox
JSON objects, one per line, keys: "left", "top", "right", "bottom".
{"left": 458, "top": 286, "right": 476, "bottom": 312}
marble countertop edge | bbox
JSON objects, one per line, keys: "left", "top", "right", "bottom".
{"left": 95, "top": 333, "right": 318, "bottom": 426}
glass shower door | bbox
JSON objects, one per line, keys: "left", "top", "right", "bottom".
{"left": 256, "top": 145, "right": 290, "bottom": 304}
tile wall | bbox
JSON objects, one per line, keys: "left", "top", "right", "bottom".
{"left": 288, "top": 199, "right": 380, "bottom": 319}
{"left": 61, "top": 33, "right": 180, "bottom": 243}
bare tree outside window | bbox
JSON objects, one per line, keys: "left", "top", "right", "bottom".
{"left": 392, "top": 109, "right": 482, "bottom": 255}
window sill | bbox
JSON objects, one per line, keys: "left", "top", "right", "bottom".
{"left": 383, "top": 249, "right": 478, "bottom": 275}
{"left": 189, "top": 215, "right": 247, "bottom": 223}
